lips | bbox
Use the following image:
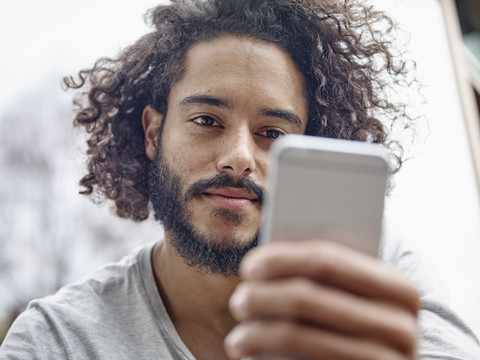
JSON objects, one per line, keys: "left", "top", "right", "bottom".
{"left": 203, "top": 187, "right": 259, "bottom": 210}
{"left": 204, "top": 187, "right": 259, "bottom": 200}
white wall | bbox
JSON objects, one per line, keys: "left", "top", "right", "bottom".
{"left": 372, "top": 0, "right": 480, "bottom": 336}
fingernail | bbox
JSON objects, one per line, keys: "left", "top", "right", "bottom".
{"left": 224, "top": 327, "right": 245, "bottom": 358}
{"left": 229, "top": 287, "right": 248, "bottom": 318}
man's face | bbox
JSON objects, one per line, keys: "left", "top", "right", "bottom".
{"left": 145, "top": 35, "right": 308, "bottom": 275}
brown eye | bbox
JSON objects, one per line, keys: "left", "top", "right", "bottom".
{"left": 192, "top": 116, "right": 220, "bottom": 127}
{"left": 264, "top": 129, "right": 284, "bottom": 139}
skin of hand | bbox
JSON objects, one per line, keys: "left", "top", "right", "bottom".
{"left": 224, "top": 239, "right": 421, "bottom": 360}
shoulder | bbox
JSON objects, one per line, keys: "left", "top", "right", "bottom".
{"left": 0, "top": 302, "right": 69, "bottom": 359}
{"left": 0, "top": 242, "right": 158, "bottom": 359}
{"left": 46, "top": 241, "right": 155, "bottom": 311}
{"left": 380, "top": 217, "right": 480, "bottom": 359}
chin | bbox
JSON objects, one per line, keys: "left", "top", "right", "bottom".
{"left": 204, "top": 229, "right": 258, "bottom": 247}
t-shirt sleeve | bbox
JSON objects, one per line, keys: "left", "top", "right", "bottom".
{"left": 380, "top": 224, "right": 480, "bottom": 359}
{"left": 0, "top": 301, "right": 70, "bottom": 360}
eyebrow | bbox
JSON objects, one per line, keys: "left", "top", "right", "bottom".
{"left": 179, "top": 94, "right": 232, "bottom": 110}
{"left": 260, "top": 109, "right": 303, "bottom": 128}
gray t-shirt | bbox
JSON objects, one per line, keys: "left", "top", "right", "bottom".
{"left": 1, "top": 234, "right": 480, "bottom": 359}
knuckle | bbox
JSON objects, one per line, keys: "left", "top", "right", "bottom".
{"left": 288, "top": 279, "right": 316, "bottom": 313}
{"left": 275, "top": 278, "right": 323, "bottom": 323}
{"left": 396, "top": 311, "right": 418, "bottom": 337}
{"left": 399, "top": 315, "right": 419, "bottom": 353}
{"left": 383, "top": 310, "right": 419, "bottom": 354}
{"left": 310, "top": 242, "right": 338, "bottom": 279}
{"left": 275, "top": 322, "right": 300, "bottom": 349}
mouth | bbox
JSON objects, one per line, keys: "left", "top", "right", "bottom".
{"left": 202, "top": 187, "right": 260, "bottom": 211}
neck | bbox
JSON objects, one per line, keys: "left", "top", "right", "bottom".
{"left": 151, "top": 234, "right": 240, "bottom": 337}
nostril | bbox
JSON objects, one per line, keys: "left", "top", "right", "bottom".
{"left": 216, "top": 134, "right": 257, "bottom": 176}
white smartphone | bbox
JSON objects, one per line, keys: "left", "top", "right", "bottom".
{"left": 259, "top": 134, "right": 391, "bottom": 257}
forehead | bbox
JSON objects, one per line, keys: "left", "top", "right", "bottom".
{"left": 169, "top": 35, "right": 308, "bottom": 122}
{"left": 183, "top": 35, "right": 303, "bottom": 80}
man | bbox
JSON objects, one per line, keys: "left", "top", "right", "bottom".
{"left": 2, "top": 0, "right": 480, "bottom": 359}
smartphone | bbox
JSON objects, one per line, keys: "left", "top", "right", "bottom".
{"left": 259, "top": 135, "right": 391, "bottom": 257}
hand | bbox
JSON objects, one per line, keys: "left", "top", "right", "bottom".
{"left": 224, "top": 240, "right": 420, "bottom": 360}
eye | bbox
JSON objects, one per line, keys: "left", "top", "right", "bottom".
{"left": 258, "top": 129, "right": 286, "bottom": 139}
{"left": 192, "top": 115, "right": 221, "bottom": 127}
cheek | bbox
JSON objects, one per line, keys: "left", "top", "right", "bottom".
{"left": 257, "top": 151, "right": 274, "bottom": 193}
{"left": 162, "top": 138, "right": 214, "bottom": 176}
{"left": 261, "top": 150, "right": 274, "bottom": 175}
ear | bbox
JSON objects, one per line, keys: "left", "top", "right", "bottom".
{"left": 142, "top": 105, "right": 164, "bottom": 160}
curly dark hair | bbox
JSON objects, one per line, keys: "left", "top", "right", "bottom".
{"left": 64, "top": 0, "right": 418, "bottom": 221}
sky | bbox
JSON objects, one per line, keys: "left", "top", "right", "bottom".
{"left": 0, "top": 0, "right": 163, "bottom": 112}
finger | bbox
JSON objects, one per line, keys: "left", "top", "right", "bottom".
{"left": 240, "top": 240, "right": 420, "bottom": 314}
{"left": 229, "top": 278, "right": 418, "bottom": 354}
{"left": 224, "top": 319, "right": 412, "bottom": 360}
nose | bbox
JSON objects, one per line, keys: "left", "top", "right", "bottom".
{"left": 216, "top": 127, "right": 256, "bottom": 179}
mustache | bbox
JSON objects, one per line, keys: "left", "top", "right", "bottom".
{"left": 184, "top": 173, "right": 266, "bottom": 204}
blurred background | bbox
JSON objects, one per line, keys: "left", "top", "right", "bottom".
{"left": 1, "top": 0, "right": 479, "bottom": 342}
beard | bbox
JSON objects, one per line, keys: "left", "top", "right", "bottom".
{"left": 148, "top": 147, "right": 265, "bottom": 277}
